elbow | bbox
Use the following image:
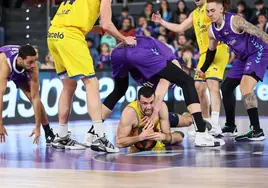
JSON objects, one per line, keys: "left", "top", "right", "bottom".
{"left": 116, "top": 138, "right": 124, "bottom": 148}
{"left": 101, "top": 22, "right": 113, "bottom": 32}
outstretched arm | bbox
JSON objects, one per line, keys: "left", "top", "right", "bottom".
{"left": 152, "top": 11, "right": 193, "bottom": 33}
{"left": 232, "top": 15, "right": 268, "bottom": 44}
{"left": 0, "top": 53, "right": 10, "bottom": 143}
{"left": 100, "top": 0, "right": 136, "bottom": 45}
{"left": 28, "top": 64, "right": 41, "bottom": 144}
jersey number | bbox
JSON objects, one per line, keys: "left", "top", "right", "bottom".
{"left": 63, "top": 0, "right": 76, "bottom": 5}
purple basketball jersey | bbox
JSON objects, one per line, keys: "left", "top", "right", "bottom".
{"left": 111, "top": 36, "right": 177, "bottom": 87}
{"left": 211, "top": 12, "right": 268, "bottom": 80}
{"left": 0, "top": 45, "right": 29, "bottom": 86}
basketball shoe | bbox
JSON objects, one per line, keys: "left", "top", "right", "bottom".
{"left": 52, "top": 134, "right": 87, "bottom": 150}
{"left": 195, "top": 131, "right": 225, "bottom": 147}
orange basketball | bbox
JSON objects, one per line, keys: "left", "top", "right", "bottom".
{"left": 133, "top": 126, "right": 157, "bottom": 151}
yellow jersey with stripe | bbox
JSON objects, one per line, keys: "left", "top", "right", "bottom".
{"left": 51, "top": 0, "right": 100, "bottom": 35}
{"left": 192, "top": 3, "right": 212, "bottom": 55}
{"left": 127, "top": 101, "right": 165, "bottom": 151}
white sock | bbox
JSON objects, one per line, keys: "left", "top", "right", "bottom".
{"left": 204, "top": 118, "right": 211, "bottom": 123}
{"left": 211, "top": 111, "right": 220, "bottom": 127}
{"left": 58, "top": 124, "right": 68, "bottom": 137}
{"left": 93, "top": 120, "right": 104, "bottom": 137}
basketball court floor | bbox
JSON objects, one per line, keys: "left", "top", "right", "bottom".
{"left": 1, "top": 117, "right": 268, "bottom": 187}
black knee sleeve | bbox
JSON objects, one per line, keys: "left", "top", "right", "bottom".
{"left": 180, "top": 76, "right": 199, "bottom": 106}
{"left": 221, "top": 77, "right": 241, "bottom": 95}
{"left": 169, "top": 112, "right": 179, "bottom": 128}
{"left": 157, "top": 62, "right": 200, "bottom": 106}
{"left": 103, "top": 76, "right": 129, "bottom": 110}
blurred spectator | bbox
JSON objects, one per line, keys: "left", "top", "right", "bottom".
{"left": 117, "top": 7, "right": 135, "bottom": 29}
{"left": 179, "top": 45, "right": 197, "bottom": 75}
{"left": 100, "top": 34, "right": 117, "bottom": 51}
{"left": 174, "top": 47, "right": 183, "bottom": 59}
{"left": 174, "top": 0, "right": 190, "bottom": 21}
{"left": 233, "top": 1, "right": 251, "bottom": 21}
{"left": 42, "top": 52, "right": 55, "bottom": 69}
{"left": 98, "top": 43, "right": 111, "bottom": 69}
{"left": 159, "top": 0, "right": 173, "bottom": 22}
{"left": 135, "top": 16, "right": 154, "bottom": 37}
{"left": 173, "top": 34, "right": 188, "bottom": 50}
{"left": 86, "top": 37, "right": 99, "bottom": 67}
{"left": 119, "top": 18, "right": 135, "bottom": 43}
{"left": 156, "top": 25, "right": 168, "bottom": 38}
{"left": 250, "top": 0, "right": 268, "bottom": 25}
{"left": 157, "top": 35, "right": 175, "bottom": 53}
{"left": 178, "top": 13, "right": 188, "bottom": 24}
{"left": 140, "top": 2, "right": 155, "bottom": 27}
{"left": 32, "top": 45, "right": 42, "bottom": 69}
{"left": 174, "top": 13, "right": 196, "bottom": 47}
{"left": 85, "top": 32, "right": 100, "bottom": 49}
{"left": 256, "top": 12, "right": 268, "bottom": 33}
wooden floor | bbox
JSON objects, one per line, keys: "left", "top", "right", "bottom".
{"left": 1, "top": 117, "right": 268, "bottom": 187}
{"left": 1, "top": 167, "right": 268, "bottom": 188}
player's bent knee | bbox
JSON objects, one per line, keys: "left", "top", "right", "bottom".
{"left": 169, "top": 112, "right": 179, "bottom": 128}
{"left": 172, "top": 131, "right": 185, "bottom": 144}
{"left": 240, "top": 85, "right": 254, "bottom": 96}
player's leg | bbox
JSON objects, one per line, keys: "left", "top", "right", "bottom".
{"left": 205, "top": 45, "right": 229, "bottom": 136}
{"left": 171, "top": 131, "right": 184, "bottom": 144}
{"left": 157, "top": 62, "right": 225, "bottom": 147}
{"left": 194, "top": 54, "right": 210, "bottom": 120}
{"left": 47, "top": 30, "right": 86, "bottom": 150}
{"left": 195, "top": 82, "right": 210, "bottom": 119}
{"left": 235, "top": 74, "right": 265, "bottom": 141}
{"left": 220, "top": 77, "right": 240, "bottom": 136}
{"left": 16, "top": 80, "right": 55, "bottom": 145}
{"left": 102, "top": 76, "right": 129, "bottom": 120}
{"left": 206, "top": 79, "right": 222, "bottom": 135}
{"left": 59, "top": 35, "right": 119, "bottom": 152}
{"left": 169, "top": 112, "right": 192, "bottom": 128}
{"left": 58, "top": 78, "right": 77, "bottom": 134}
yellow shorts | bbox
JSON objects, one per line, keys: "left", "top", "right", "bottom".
{"left": 47, "top": 26, "right": 95, "bottom": 79}
{"left": 129, "top": 141, "right": 166, "bottom": 153}
{"left": 194, "top": 44, "right": 229, "bottom": 81}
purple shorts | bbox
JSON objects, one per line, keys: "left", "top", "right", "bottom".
{"left": 228, "top": 46, "right": 268, "bottom": 81}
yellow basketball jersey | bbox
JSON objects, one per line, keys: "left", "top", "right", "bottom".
{"left": 127, "top": 101, "right": 165, "bottom": 150}
{"left": 192, "top": 3, "right": 211, "bottom": 55}
{"left": 51, "top": 0, "right": 100, "bottom": 35}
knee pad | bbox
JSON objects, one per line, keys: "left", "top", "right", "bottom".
{"left": 169, "top": 112, "right": 179, "bottom": 128}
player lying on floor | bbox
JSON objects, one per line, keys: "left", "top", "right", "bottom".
{"left": 116, "top": 86, "right": 190, "bottom": 151}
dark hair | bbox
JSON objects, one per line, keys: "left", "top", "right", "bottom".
{"left": 138, "top": 86, "right": 155, "bottom": 100}
{"left": 207, "top": 0, "right": 232, "bottom": 12}
{"left": 255, "top": 0, "right": 264, "bottom": 5}
{"left": 182, "top": 44, "right": 194, "bottom": 54}
{"left": 122, "top": 6, "right": 129, "bottom": 12}
{"left": 159, "top": 0, "right": 171, "bottom": 15}
{"left": 237, "top": 0, "right": 246, "bottom": 7}
{"left": 18, "top": 45, "right": 36, "bottom": 59}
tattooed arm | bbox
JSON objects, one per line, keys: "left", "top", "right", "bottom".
{"left": 232, "top": 15, "right": 268, "bottom": 44}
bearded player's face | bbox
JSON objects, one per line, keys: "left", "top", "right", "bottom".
{"left": 138, "top": 95, "right": 154, "bottom": 116}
